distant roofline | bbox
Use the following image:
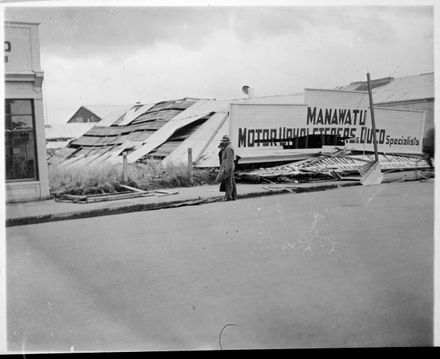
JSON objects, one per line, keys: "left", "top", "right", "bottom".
{"left": 374, "top": 105, "right": 428, "bottom": 113}
{"left": 375, "top": 97, "right": 434, "bottom": 105}
{"left": 231, "top": 102, "right": 307, "bottom": 107}
{"left": 349, "top": 76, "right": 394, "bottom": 85}
{"left": 228, "top": 92, "right": 304, "bottom": 101}
{"left": 305, "top": 88, "right": 368, "bottom": 94}
{"left": 5, "top": 20, "right": 41, "bottom": 26}
{"left": 83, "top": 107, "right": 103, "bottom": 121}
{"left": 347, "top": 72, "right": 433, "bottom": 85}
{"left": 67, "top": 105, "right": 104, "bottom": 123}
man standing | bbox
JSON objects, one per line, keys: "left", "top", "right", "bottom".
{"left": 216, "top": 135, "right": 237, "bottom": 201}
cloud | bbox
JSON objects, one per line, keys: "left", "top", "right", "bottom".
{"left": 6, "top": 5, "right": 432, "bottom": 55}
{"left": 228, "top": 7, "right": 307, "bottom": 42}
{"left": 4, "top": 5, "right": 433, "bottom": 124}
{"left": 5, "top": 7, "right": 232, "bottom": 54}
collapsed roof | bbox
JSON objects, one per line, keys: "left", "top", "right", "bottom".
{"left": 54, "top": 73, "right": 432, "bottom": 169}
{"left": 54, "top": 94, "right": 309, "bottom": 169}
{"left": 56, "top": 98, "right": 223, "bottom": 168}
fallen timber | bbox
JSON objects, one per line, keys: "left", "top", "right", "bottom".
{"left": 55, "top": 186, "right": 179, "bottom": 204}
{"left": 236, "top": 149, "right": 433, "bottom": 184}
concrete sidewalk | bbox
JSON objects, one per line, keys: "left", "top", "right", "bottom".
{"left": 5, "top": 180, "right": 363, "bottom": 227}
{"left": 5, "top": 170, "right": 434, "bottom": 227}
{"left": 5, "top": 174, "right": 432, "bottom": 227}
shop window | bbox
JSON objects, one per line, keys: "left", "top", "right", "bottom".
{"left": 5, "top": 99, "right": 38, "bottom": 181}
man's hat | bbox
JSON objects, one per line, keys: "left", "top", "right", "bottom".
{"left": 220, "top": 135, "right": 231, "bottom": 143}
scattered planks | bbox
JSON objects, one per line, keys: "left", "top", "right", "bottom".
{"left": 154, "top": 189, "right": 180, "bottom": 197}
{"left": 55, "top": 184, "right": 179, "bottom": 204}
{"left": 263, "top": 185, "right": 296, "bottom": 193}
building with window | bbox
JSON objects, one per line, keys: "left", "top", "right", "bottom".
{"left": 4, "top": 21, "right": 49, "bottom": 202}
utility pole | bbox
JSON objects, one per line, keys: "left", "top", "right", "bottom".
{"left": 187, "top": 148, "right": 193, "bottom": 185}
{"left": 122, "top": 151, "right": 128, "bottom": 183}
{"left": 366, "top": 72, "right": 379, "bottom": 162}
{"left": 359, "top": 72, "right": 383, "bottom": 185}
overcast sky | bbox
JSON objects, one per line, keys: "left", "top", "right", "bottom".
{"left": 4, "top": 3, "right": 434, "bottom": 124}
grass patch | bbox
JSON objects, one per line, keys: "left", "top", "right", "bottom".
{"left": 48, "top": 160, "right": 217, "bottom": 197}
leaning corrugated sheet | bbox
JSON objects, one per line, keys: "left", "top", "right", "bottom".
{"left": 111, "top": 104, "right": 154, "bottom": 126}
{"left": 93, "top": 105, "right": 134, "bottom": 127}
{"left": 163, "top": 111, "right": 230, "bottom": 167}
{"left": 124, "top": 99, "right": 229, "bottom": 164}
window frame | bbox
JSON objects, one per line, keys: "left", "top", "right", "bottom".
{"left": 5, "top": 98, "right": 39, "bottom": 182}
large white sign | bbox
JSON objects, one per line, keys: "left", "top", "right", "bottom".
{"left": 230, "top": 90, "right": 426, "bottom": 160}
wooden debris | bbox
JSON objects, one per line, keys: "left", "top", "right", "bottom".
{"left": 55, "top": 191, "right": 156, "bottom": 203}
{"left": 263, "top": 185, "right": 295, "bottom": 193}
{"left": 359, "top": 161, "right": 383, "bottom": 185}
{"left": 84, "top": 192, "right": 155, "bottom": 203}
{"left": 54, "top": 184, "right": 180, "bottom": 203}
{"left": 154, "top": 190, "right": 179, "bottom": 197}
{"left": 119, "top": 184, "right": 147, "bottom": 193}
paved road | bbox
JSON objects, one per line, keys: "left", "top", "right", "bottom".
{"left": 7, "top": 181, "right": 434, "bottom": 352}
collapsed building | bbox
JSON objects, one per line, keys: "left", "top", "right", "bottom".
{"left": 50, "top": 73, "right": 433, "bottom": 182}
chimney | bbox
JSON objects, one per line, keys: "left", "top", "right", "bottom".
{"left": 242, "top": 85, "right": 255, "bottom": 98}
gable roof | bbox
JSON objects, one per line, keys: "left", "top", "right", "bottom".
{"left": 82, "top": 105, "right": 132, "bottom": 120}
{"left": 67, "top": 105, "right": 132, "bottom": 124}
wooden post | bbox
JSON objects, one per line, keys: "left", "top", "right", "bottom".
{"left": 187, "top": 148, "right": 193, "bottom": 184}
{"left": 122, "top": 151, "right": 128, "bottom": 183}
{"left": 366, "top": 73, "right": 379, "bottom": 162}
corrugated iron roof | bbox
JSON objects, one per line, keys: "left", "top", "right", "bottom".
{"left": 69, "top": 99, "right": 197, "bottom": 147}
{"left": 125, "top": 99, "right": 230, "bottom": 164}
{"left": 110, "top": 104, "right": 153, "bottom": 126}
{"left": 373, "top": 73, "right": 434, "bottom": 104}
{"left": 335, "top": 73, "right": 433, "bottom": 104}
{"left": 144, "top": 117, "right": 207, "bottom": 160}
{"left": 45, "top": 123, "right": 95, "bottom": 140}
{"left": 163, "top": 111, "right": 230, "bottom": 167}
